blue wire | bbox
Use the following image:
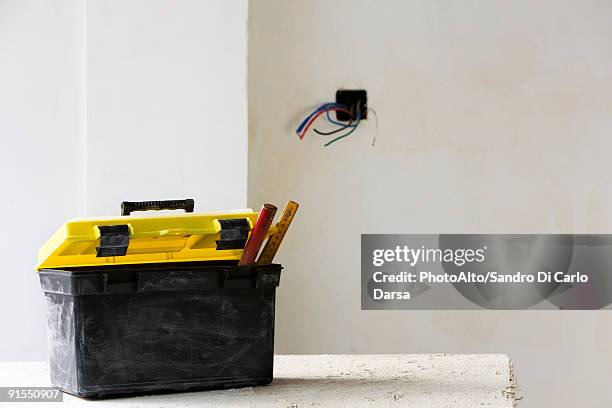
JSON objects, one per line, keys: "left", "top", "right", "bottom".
{"left": 295, "top": 103, "right": 349, "bottom": 135}
{"left": 296, "top": 103, "right": 338, "bottom": 134}
{"left": 325, "top": 109, "right": 359, "bottom": 128}
{"left": 296, "top": 102, "right": 347, "bottom": 134}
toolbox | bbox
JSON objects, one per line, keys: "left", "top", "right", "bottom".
{"left": 37, "top": 199, "right": 282, "bottom": 398}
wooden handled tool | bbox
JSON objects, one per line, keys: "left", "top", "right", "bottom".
{"left": 239, "top": 203, "right": 277, "bottom": 266}
{"left": 256, "top": 200, "right": 299, "bottom": 265}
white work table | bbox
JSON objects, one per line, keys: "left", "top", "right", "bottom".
{"left": 0, "top": 354, "right": 518, "bottom": 407}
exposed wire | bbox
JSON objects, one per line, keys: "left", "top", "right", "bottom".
{"left": 313, "top": 119, "right": 353, "bottom": 135}
{"left": 299, "top": 107, "right": 352, "bottom": 139}
{"left": 324, "top": 101, "right": 362, "bottom": 147}
{"left": 295, "top": 103, "right": 349, "bottom": 136}
{"left": 323, "top": 122, "right": 360, "bottom": 147}
{"left": 295, "top": 103, "right": 336, "bottom": 133}
{"left": 325, "top": 110, "right": 359, "bottom": 128}
{"left": 314, "top": 104, "right": 356, "bottom": 135}
{"left": 296, "top": 100, "right": 372, "bottom": 147}
{"left": 368, "top": 108, "right": 379, "bottom": 147}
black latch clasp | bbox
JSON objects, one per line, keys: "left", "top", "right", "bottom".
{"left": 216, "top": 219, "right": 249, "bottom": 250}
{"left": 96, "top": 225, "right": 130, "bottom": 257}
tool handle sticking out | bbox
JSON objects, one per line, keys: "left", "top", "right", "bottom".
{"left": 257, "top": 200, "right": 299, "bottom": 265}
{"left": 238, "top": 203, "right": 277, "bottom": 266}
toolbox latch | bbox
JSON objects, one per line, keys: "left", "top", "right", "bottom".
{"left": 216, "top": 219, "right": 250, "bottom": 250}
{"left": 96, "top": 225, "right": 130, "bottom": 257}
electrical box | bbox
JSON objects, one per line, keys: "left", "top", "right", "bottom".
{"left": 335, "top": 89, "right": 367, "bottom": 121}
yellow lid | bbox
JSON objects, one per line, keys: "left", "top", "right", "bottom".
{"left": 37, "top": 206, "right": 276, "bottom": 270}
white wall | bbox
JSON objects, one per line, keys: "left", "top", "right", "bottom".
{"left": 0, "top": 0, "right": 85, "bottom": 361}
{"left": 248, "top": 1, "right": 612, "bottom": 407}
{"left": 87, "top": 0, "right": 248, "bottom": 215}
{"left": 0, "top": 0, "right": 249, "bottom": 361}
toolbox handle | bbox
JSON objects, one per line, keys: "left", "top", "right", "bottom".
{"left": 121, "top": 199, "right": 195, "bottom": 216}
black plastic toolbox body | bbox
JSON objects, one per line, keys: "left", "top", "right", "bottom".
{"left": 39, "top": 262, "right": 281, "bottom": 398}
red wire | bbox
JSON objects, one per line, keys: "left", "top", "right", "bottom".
{"left": 299, "top": 107, "right": 352, "bottom": 139}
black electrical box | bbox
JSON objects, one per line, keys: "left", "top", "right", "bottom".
{"left": 335, "top": 89, "right": 367, "bottom": 121}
